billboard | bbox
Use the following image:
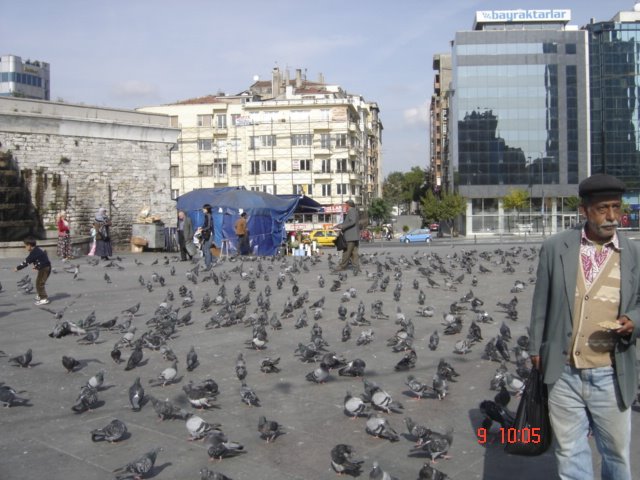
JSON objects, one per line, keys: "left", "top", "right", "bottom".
{"left": 476, "top": 9, "right": 571, "bottom": 23}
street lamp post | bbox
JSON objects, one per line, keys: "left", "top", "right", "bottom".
{"left": 541, "top": 155, "right": 545, "bottom": 236}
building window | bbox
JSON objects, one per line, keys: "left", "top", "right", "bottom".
{"left": 321, "top": 184, "right": 332, "bottom": 196}
{"left": 261, "top": 160, "right": 276, "bottom": 172}
{"left": 250, "top": 135, "right": 276, "bottom": 149}
{"left": 197, "top": 114, "right": 212, "bottom": 127}
{"left": 198, "top": 165, "right": 213, "bottom": 176}
{"left": 250, "top": 161, "right": 260, "bottom": 175}
{"left": 216, "top": 114, "right": 227, "bottom": 129}
{"left": 231, "top": 164, "right": 241, "bottom": 176}
{"left": 350, "top": 160, "right": 356, "bottom": 172}
{"left": 320, "top": 133, "right": 331, "bottom": 149}
{"left": 336, "top": 158, "right": 347, "bottom": 173}
{"left": 293, "top": 159, "right": 311, "bottom": 171}
{"left": 262, "top": 185, "right": 277, "bottom": 194}
{"left": 321, "top": 159, "right": 332, "bottom": 173}
{"left": 565, "top": 43, "right": 576, "bottom": 54}
{"left": 249, "top": 186, "right": 261, "bottom": 192}
{"left": 171, "top": 189, "right": 179, "bottom": 199}
{"left": 335, "top": 134, "right": 347, "bottom": 148}
{"left": 170, "top": 165, "right": 179, "bottom": 178}
{"left": 169, "top": 116, "right": 179, "bottom": 128}
{"left": 291, "top": 134, "right": 313, "bottom": 146}
{"left": 198, "top": 139, "right": 212, "bottom": 151}
{"left": 294, "top": 184, "right": 312, "bottom": 195}
{"left": 337, "top": 184, "right": 348, "bottom": 195}
{"left": 214, "top": 158, "right": 227, "bottom": 176}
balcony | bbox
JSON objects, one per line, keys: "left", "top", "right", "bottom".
{"left": 313, "top": 170, "right": 333, "bottom": 179}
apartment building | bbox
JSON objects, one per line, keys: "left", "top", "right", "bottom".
{"left": 429, "top": 53, "right": 452, "bottom": 193}
{"left": 139, "top": 68, "right": 382, "bottom": 221}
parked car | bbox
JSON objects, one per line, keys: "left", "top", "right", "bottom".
{"left": 429, "top": 222, "right": 440, "bottom": 232}
{"left": 398, "top": 228, "right": 432, "bottom": 244}
{"left": 305, "top": 229, "right": 338, "bottom": 247}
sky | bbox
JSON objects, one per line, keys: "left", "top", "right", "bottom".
{"left": 1, "top": 0, "right": 632, "bottom": 177}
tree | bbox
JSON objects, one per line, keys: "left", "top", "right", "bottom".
{"left": 382, "top": 172, "right": 405, "bottom": 214}
{"left": 368, "top": 198, "right": 391, "bottom": 225}
{"left": 421, "top": 190, "right": 466, "bottom": 235}
{"left": 403, "top": 167, "right": 428, "bottom": 213}
{"left": 502, "top": 189, "right": 530, "bottom": 221}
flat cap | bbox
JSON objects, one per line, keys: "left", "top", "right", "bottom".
{"left": 345, "top": 199, "right": 356, "bottom": 207}
{"left": 578, "top": 173, "right": 625, "bottom": 198}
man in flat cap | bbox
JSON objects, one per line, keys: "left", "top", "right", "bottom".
{"left": 332, "top": 199, "right": 361, "bottom": 273}
{"left": 529, "top": 173, "right": 639, "bottom": 479}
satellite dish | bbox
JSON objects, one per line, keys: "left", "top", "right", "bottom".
{"left": 253, "top": 75, "right": 259, "bottom": 82}
{"left": 635, "top": 2, "right": 640, "bottom": 12}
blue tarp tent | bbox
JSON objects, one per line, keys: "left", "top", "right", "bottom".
{"left": 175, "top": 187, "right": 322, "bottom": 256}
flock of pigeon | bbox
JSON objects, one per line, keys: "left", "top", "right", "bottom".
{"left": 1, "top": 245, "right": 552, "bottom": 479}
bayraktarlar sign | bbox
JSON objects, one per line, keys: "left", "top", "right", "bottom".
{"left": 476, "top": 9, "right": 571, "bottom": 23}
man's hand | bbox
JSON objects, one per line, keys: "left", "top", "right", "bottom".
{"left": 530, "top": 355, "right": 541, "bottom": 371}
{"left": 615, "top": 315, "right": 635, "bottom": 336}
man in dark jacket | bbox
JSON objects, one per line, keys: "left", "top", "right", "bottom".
{"left": 529, "top": 173, "right": 639, "bottom": 480}
{"left": 14, "top": 238, "right": 52, "bottom": 305}
{"left": 332, "top": 200, "right": 360, "bottom": 272}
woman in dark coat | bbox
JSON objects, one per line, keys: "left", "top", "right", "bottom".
{"left": 94, "top": 207, "right": 112, "bottom": 260}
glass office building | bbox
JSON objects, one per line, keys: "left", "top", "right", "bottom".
{"left": 451, "top": 10, "right": 590, "bottom": 235}
{"left": 587, "top": 9, "right": 640, "bottom": 200}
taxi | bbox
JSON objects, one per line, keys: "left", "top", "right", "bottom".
{"left": 305, "top": 229, "right": 338, "bottom": 247}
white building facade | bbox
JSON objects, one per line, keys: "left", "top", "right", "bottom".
{"left": 139, "top": 68, "right": 382, "bottom": 225}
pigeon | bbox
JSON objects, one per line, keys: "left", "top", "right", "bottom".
{"left": 343, "top": 390, "right": 369, "bottom": 418}
{"left": 183, "top": 381, "right": 218, "bottom": 409}
{"left": 186, "top": 346, "right": 199, "bottom": 371}
{"left": 121, "top": 374, "right": 143, "bottom": 410}
{"left": 186, "top": 414, "right": 220, "bottom": 440}
{"left": 479, "top": 400, "right": 514, "bottom": 431}
{"left": 199, "top": 468, "right": 233, "bottom": 480}
{"left": 258, "top": 415, "right": 284, "bottom": 442}
{"left": 240, "top": 381, "right": 260, "bottom": 407}
{"left": 125, "top": 344, "right": 144, "bottom": 371}
{"left": 394, "top": 348, "right": 417, "bottom": 371}
{"left": 8, "top": 348, "right": 33, "bottom": 368}
{"left": 259, "top": 357, "right": 281, "bottom": 374}
{"left": 77, "top": 329, "right": 100, "bottom": 345}
{"left": 341, "top": 323, "right": 352, "bottom": 342}
{"left": 149, "top": 360, "right": 178, "bottom": 387}
{"left": 147, "top": 395, "right": 189, "bottom": 421}
{"left": 111, "top": 344, "right": 123, "bottom": 364}
{"left": 91, "top": 419, "right": 128, "bottom": 442}
{"left": 206, "top": 431, "right": 245, "bottom": 460}
{"left": 235, "top": 353, "right": 247, "bottom": 381}
{"left": 71, "top": 385, "right": 99, "bottom": 413}
{"left": 418, "top": 463, "right": 450, "bottom": 480}
{"left": 405, "top": 375, "right": 432, "bottom": 399}
{"left": 0, "top": 385, "right": 30, "bottom": 407}
{"left": 369, "top": 461, "right": 399, "bottom": 480}
{"left": 404, "top": 417, "right": 431, "bottom": 445}
{"left": 363, "top": 379, "right": 403, "bottom": 413}
{"left": 62, "top": 355, "right": 80, "bottom": 373}
{"left": 338, "top": 359, "right": 366, "bottom": 377}
{"left": 428, "top": 331, "right": 439, "bottom": 351}
{"left": 330, "top": 444, "right": 364, "bottom": 476}
{"left": 432, "top": 374, "right": 448, "bottom": 400}
{"left": 410, "top": 428, "right": 454, "bottom": 464}
{"left": 113, "top": 447, "right": 162, "bottom": 480}
{"left": 305, "top": 362, "right": 330, "bottom": 383}
{"left": 365, "top": 414, "right": 399, "bottom": 441}
{"left": 121, "top": 302, "right": 141, "bottom": 315}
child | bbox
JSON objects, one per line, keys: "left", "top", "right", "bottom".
{"left": 14, "top": 238, "right": 52, "bottom": 305}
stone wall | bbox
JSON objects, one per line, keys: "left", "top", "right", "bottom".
{"left": 0, "top": 97, "right": 179, "bottom": 245}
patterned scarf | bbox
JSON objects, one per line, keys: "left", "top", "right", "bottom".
{"left": 580, "top": 227, "right": 620, "bottom": 286}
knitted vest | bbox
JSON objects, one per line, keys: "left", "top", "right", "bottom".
{"left": 570, "top": 251, "right": 620, "bottom": 368}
